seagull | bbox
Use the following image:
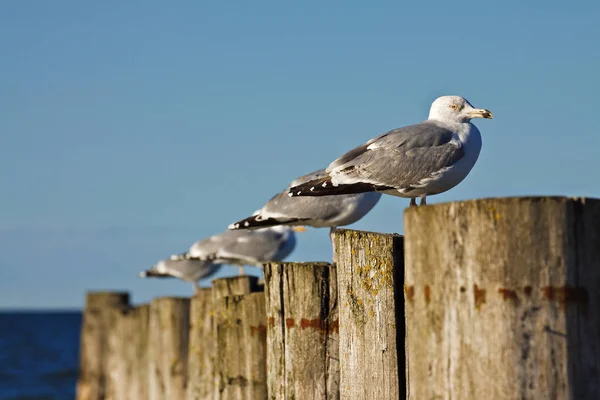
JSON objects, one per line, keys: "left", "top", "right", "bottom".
{"left": 287, "top": 95, "right": 492, "bottom": 207}
{"left": 168, "top": 223, "right": 301, "bottom": 276}
{"left": 228, "top": 168, "right": 381, "bottom": 234}
{"left": 140, "top": 258, "right": 221, "bottom": 294}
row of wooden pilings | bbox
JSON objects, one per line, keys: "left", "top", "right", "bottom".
{"left": 76, "top": 197, "right": 600, "bottom": 399}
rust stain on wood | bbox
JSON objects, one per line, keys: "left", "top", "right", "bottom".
{"left": 474, "top": 284, "right": 486, "bottom": 310}
{"left": 300, "top": 318, "right": 323, "bottom": 330}
{"left": 404, "top": 285, "right": 415, "bottom": 301}
{"left": 424, "top": 285, "right": 431, "bottom": 304}
{"left": 250, "top": 325, "right": 267, "bottom": 336}
{"left": 542, "top": 285, "right": 589, "bottom": 304}
{"left": 267, "top": 317, "right": 275, "bottom": 327}
{"left": 282, "top": 317, "right": 339, "bottom": 334}
{"left": 523, "top": 286, "right": 533, "bottom": 296}
{"left": 498, "top": 288, "right": 519, "bottom": 301}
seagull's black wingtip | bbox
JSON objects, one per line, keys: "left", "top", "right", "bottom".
{"left": 289, "top": 179, "right": 394, "bottom": 197}
{"left": 288, "top": 176, "right": 335, "bottom": 197}
{"left": 140, "top": 270, "right": 172, "bottom": 278}
{"left": 229, "top": 215, "right": 299, "bottom": 230}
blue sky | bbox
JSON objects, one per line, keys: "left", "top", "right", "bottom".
{"left": 1, "top": 1, "right": 599, "bottom": 308}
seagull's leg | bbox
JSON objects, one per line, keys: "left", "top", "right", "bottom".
{"left": 193, "top": 281, "right": 200, "bottom": 295}
{"left": 410, "top": 198, "right": 417, "bottom": 207}
{"left": 419, "top": 195, "right": 427, "bottom": 206}
{"left": 239, "top": 266, "right": 245, "bottom": 275}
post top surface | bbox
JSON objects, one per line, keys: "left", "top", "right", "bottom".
{"left": 405, "top": 196, "right": 597, "bottom": 215}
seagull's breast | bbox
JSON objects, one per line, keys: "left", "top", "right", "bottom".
{"left": 404, "top": 123, "right": 482, "bottom": 197}
{"left": 431, "top": 124, "right": 482, "bottom": 194}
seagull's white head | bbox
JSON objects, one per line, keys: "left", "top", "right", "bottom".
{"left": 428, "top": 95, "right": 493, "bottom": 123}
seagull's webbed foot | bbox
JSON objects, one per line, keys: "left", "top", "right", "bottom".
{"left": 409, "top": 198, "right": 417, "bottom": 207}
{"left": 419, "top": 196, "right": 427, "bottom": 206}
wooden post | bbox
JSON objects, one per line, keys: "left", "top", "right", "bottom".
{"left": 333, "top": 229, "right": 405, "bottom": 400}
{"left": 127, "top": 305, "right": 151, "bottom": 400}
{"left": 264, "top": 262, "right": 339, "bottom": 400}
{"left": 214, "top": 279, "right": 267, "bottom": 399}
{"left": 148, "top": 297, "right": 191, "bottom": 400}
{"left": 186, "top": 276, "right": 259, "bottom": 400}
{"left": 106, "top": 307, "right": 128, "bottom": 400}
{"left": 404, "top": 197, "right": 600, "bottom": 399}
{"left": 106, "top": 304, "right": 150, "bottom": 400}
{"left": 186, "top": 288, "right": 216, "bottom": 400}
{"left": 77, "top": 291, "right": 130, "bottom": 400}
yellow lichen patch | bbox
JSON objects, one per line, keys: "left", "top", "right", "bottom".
{"left": 489, "top": 206, "right": 501, "bottom": 222}
{"left": 357, "top": 258, "right": 394, "bottom": 298}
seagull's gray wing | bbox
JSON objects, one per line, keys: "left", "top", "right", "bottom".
{"left": 271, "top": 168, "right": 346, "bottom": 221}
{"left": 289, "top": 169, "right": 328, "bottom": 187}
{"left": 168, "top": 259, "right": 220, "bottom": 281}
{"left": 229, "top": 168, "right": 351, "bottom": 229}
{"left": 261, "top": 190, "right": 350, "bottom": 222}
{"left": 187, "top": 230, "right": 243, "bottom": 259}
{"left": 327, "top": 122, "right": 463, "bottom": 190}
{"left": 147, "top": 259, "right": 220, "bottom": 282}
{"left": 217, "top": 229, "right": 294, "bottom": 265}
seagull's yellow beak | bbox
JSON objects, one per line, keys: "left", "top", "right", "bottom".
{"left": 468, "top": 108, "right": 493, "bottom": 119}
{"left": 292, "top": 226, "right": 307, "bottom": 232}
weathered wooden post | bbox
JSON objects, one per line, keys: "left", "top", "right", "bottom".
{"left": 404, "top": 197, "right": 600, "bottom": 399}
{"left": 186, "top": 276, "right": 260, "bottom": 400}
{"left": 148, "top": 297, "right": 191, "bottom": 400}
{"left": 77, "top": 291, "right": 130, "bottom": 400}
{"left": 213, "top": 276, "right": 267, "bottom": 399}
{"left": 126, "top": 305, "right": 151, "bottom": 399}
{"left": 186, "top": 288, "right": 214, "bottom": 400}
{"left": 106, "top": 304, "right": 150, "bottom": 400}
{"left": 264, "top": 262, "right": 339, "bottom": 400}
{"left": 333, "top": 229, "right": 405, "bottom": 400}
{"left": 106, "top": 307, "right": 129, "bottom": 400}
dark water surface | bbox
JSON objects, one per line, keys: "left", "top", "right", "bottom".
{"left": 0, "top": 312, "right": 81, "bottom": 400}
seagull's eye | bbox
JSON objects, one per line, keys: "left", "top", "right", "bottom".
{"left": 449, "top": 104, "right": 460, "bottom": 111}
